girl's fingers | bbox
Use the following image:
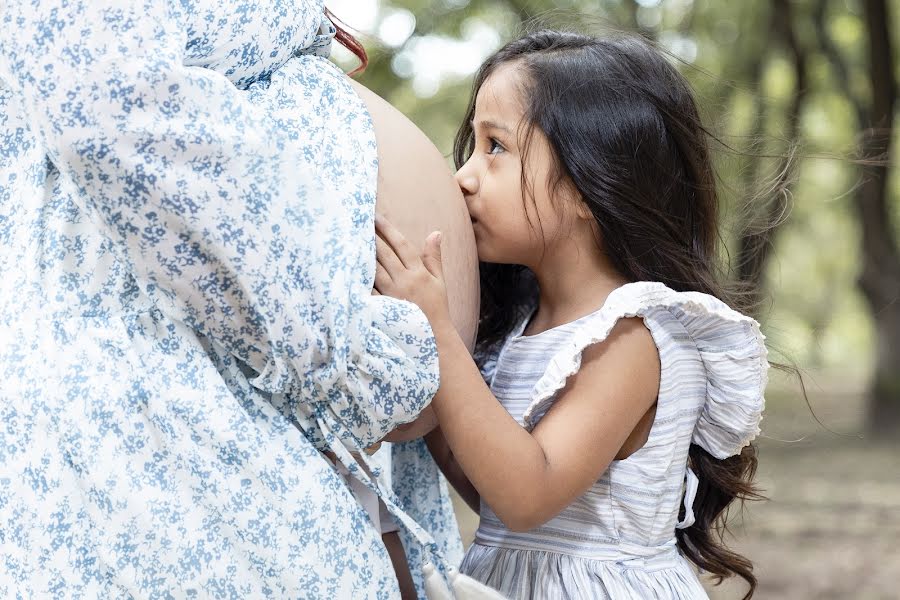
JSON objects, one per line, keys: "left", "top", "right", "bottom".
{"left": 375, "top": 233, "right": 404, "bottom": 275}
{"left": 421, "top": 231, "right": 443, "bottom": 279}
{"left": 374, "top": 213, "right": 418, "bottom": 268}
{"left": 373, "top": 259, "right": 392, "bottom": 294}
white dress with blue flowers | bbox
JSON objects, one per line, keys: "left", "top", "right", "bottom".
{"left": 461, "top": 282, "right": 767, "bottom": 599}
{"left": 0, "top": 1, "right": 461, "bottom": 597}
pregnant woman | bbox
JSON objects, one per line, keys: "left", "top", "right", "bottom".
{"left": 0, "top": 1, "right": 477, "bottom": 597}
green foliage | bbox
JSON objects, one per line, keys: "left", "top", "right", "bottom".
{"left": 329, "top": 0, "right": 899, "bottom": 375}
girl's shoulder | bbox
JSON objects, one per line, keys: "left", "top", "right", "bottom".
{"left": 524, "top": 281, "right": 767, "bottom": 459}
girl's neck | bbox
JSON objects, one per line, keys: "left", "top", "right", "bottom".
{"left": 527, "top": 242, "right": 628, "bottom": 334}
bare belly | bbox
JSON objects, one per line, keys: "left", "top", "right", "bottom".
{"left": 349, "top": 80, "right": 479, "bottom": 349}
{"left": 349, "top": 80, "right": 480, "bottom": 440}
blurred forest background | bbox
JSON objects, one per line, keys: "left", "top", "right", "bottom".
{"left": 327, "top": 0, "right": 900, "bottom": 597}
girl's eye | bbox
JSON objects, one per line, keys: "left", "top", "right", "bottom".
{"left": 488, "top": 138, "right": 505, "bottom": 155}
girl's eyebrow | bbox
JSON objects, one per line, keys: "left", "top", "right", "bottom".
{"left": 471, "top": 119, "right": 513, "bottom": 134}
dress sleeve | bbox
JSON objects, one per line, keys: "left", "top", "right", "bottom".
{"left": 0, "top": 0, "right": 439, "bottom": 448}
{"left": 523, "top": 282, "right": 766, "bottom": 460}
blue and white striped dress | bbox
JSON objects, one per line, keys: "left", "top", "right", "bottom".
{"left": 460, "top": 281, "right": 767, "bottom": 599}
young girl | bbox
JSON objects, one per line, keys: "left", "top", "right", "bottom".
{"left": 374, "top": 30, "right": 766, "bottom": 600}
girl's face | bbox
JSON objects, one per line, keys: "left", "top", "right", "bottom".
{"left": 455, "top": 63, "right": 575, "bottom": 266}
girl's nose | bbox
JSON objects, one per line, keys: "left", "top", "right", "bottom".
{"left": 454, "top": 159, "right": 479, "bottom": 199}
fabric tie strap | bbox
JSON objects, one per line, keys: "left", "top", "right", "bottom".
{"left": 316, "top": 415, "right": 510, "bottom": 599}
{"left": 675, "top": 467, "right": 699, "bottom": 530}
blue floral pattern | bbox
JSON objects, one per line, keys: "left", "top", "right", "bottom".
{"left": 0, "top": 0, "right": 458, "bottom": 596}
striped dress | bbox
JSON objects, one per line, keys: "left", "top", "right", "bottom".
{"left": 460, "top": 281, "right": 767, "bottom": 599}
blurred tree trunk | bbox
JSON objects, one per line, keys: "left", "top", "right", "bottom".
{"left": 735, "top": 0, "right": 806, "bottom": 316}
{"left": 819, "top": 0, "right": 900, "bottom": 434}
{"left": 856, "top": 0, "right": 900, "bottom": 435}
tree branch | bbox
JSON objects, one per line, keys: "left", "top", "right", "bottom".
{"left": 735, "top": 0, "right": 807, "bottom": 312}
{"left": 812, "top": 0, "right": 868, "bottom": 127}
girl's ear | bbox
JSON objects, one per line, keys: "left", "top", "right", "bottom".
{"left": 556, "top": 177, "right": 591, "bottom": 221}
{"left": 566, "top": 186, "right": 592, "bottom": 221}
{"left": 573, "top": 198, "right": 593, "bottom": 221}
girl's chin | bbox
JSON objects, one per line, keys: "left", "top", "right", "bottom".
{"left": 474, "top": 231, "right": 508, "bottom": 264}
{"left": 473, "top": 234, "right": 488, "bottom": 259}
{"left": 476, "top": 246, "right": 500, "bottom": 263}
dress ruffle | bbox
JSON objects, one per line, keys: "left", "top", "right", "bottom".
{"left": 523, "top": 281, "right": 767, "bottom": 460}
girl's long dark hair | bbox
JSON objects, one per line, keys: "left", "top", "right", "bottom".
{"left": 455, "top": 30, "right": 762, "bottom": 598}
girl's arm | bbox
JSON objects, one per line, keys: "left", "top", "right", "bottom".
{"left": 426, "top": 316, "right": 658, "bottom": 531}
{"left": 424, "top": 427, "right": 480, "bottom": 513}
{"left": 374, "top": 216, "right": 659, "bottom": 532}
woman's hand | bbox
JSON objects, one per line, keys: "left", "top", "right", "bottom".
{"left": 374, "top": 213, "right": 452, "bottom": 332}
{"left": 381, "top": 405, "right": 439, "bottom": 442}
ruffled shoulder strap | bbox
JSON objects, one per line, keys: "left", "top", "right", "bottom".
{"left": 522, "top": 281, "right": 767, "bottom": 460}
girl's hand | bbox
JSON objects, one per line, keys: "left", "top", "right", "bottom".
{"left": 374, "top": 213, "right": 452, "bottom": 332}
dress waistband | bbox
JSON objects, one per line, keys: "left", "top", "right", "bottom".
{"left": 472, "top": 529, "right": 684, "bottom": 569}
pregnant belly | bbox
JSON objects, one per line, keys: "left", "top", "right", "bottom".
{"left": 350, "top": 79, "right": 479, "bottom": 350}
{"left": 350, "top": 79, "right": 480, "bottom": 440}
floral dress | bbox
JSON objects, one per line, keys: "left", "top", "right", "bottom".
{"left": 0, "top": 1, "right": 461, "bottom": 597}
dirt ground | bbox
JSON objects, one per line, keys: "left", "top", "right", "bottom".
{"left": 450, "top": 373, "right": 900, "bottom": 599}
